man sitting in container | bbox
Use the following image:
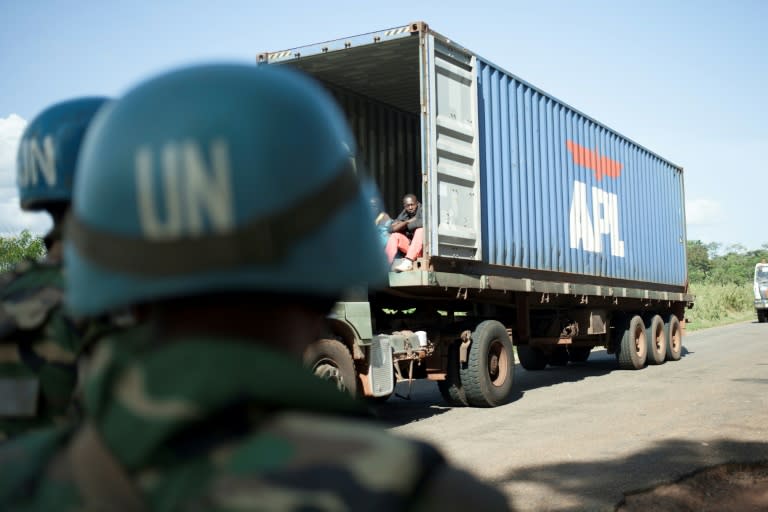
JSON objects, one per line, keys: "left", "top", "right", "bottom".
{"left": 386, "top": 193, "right": 423, "bottom": 272}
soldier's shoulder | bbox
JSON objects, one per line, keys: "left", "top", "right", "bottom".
{"left": 191, "top": 410, "right": 446, "bottom": 511}
{"left": 294, "top": 414, "right": 511, "bottom": 511}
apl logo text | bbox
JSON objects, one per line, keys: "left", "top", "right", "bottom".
{"left": 566, "top": 140, "right": 625, "bottom": 258}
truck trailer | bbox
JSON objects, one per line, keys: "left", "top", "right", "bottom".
{"left": 259, "top": 21, "right": 694, "bottom": 407}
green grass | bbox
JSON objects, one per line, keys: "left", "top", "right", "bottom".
{"left": 686, "top": 281, "right": 755, "bottom": 332}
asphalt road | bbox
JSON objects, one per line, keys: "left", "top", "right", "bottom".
{"left": 373, "top": 321, "right": 768, "bottom": 511}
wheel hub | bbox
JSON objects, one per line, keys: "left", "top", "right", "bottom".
{"left": 489, "top": 354, "right": 499, "bottom": 377}
{"left": 634, "top": 330, "right": 643, "bottom": 353}
{"left": 487, "top": 340, "right": 509, "bottom": 387}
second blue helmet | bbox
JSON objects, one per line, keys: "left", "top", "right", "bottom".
{"left": 16, "top": 97, "right": 109, "bottom": 211}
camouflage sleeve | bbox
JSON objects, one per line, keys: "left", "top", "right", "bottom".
{"left": 0, "top": 265, "right": 65, "bottom": 339}
{"left": 411, "top": 464, "right": 511, "bottom": 512}
{"left": 0, "top": 264, "right": 82, "bottom": 436}
{"left": 185, "top": 411, "right": 510, "bottom": 512}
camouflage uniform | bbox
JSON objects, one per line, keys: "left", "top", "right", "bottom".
{"left": 0, "top": 258, "right": 80, "bottom": 439}
{"left": 0, "top": 257, "right": 119, "bottom": 440}
{"left": 0, "top": 96, "right": 110, "bottom": 440}
{"left": 0, "top": 328, "right": 509, "bottom": 510}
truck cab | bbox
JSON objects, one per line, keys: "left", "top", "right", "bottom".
{"left": 753, "top": 262, "right": 768, "bottom": 322}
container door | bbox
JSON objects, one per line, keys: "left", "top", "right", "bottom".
{"left": 423, "top": 35, "right": 481, "bottom": 260}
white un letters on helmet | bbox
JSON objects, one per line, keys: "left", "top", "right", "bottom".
{"left": 18, "top": 136, "right": 57, "bottom": 188}
{"left": 135, "top": 138, "right": 235, "bottom": 239}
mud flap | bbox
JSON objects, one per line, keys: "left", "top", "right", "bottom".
{"left": 368, "top": 335, "right": 395, "bottom": 397}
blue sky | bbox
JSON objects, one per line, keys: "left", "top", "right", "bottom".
{"left": 1, "top": 0, "right": 765, "bottom": 251}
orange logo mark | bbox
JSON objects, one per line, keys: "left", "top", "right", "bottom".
{"left": 565, "top": 140, "right": 622, "bottom": 181}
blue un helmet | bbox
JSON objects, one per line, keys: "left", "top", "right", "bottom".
{"left": 65, "top": 64, "right": 388, "bottom": 316}
{"left": 16, "top": 97, "right": 109, "bottom": 211}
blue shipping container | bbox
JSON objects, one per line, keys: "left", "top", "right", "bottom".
{"left": 477, "top": 60, "right": 686, "bottom": 287}
{"left": 260, "top": 21, "right": 688, "bottom": 291}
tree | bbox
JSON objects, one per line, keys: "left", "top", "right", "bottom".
{"left": 708, "top": 251, "right": 752, "bottom": 285}
{"left": 687, "top": 240, "right": 713, "bottom": 283}
{"left": 687, "top": 240, "right": 768, "bottom": 285}
{"left": 0, "top": 230, "right": 47, "bottom": 272}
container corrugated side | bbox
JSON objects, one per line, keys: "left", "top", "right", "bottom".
{"left": 476, "top": 59, "right": 687, "bottom": 288}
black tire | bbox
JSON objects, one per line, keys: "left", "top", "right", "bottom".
{"left": 645, "top": 314, "right": 667, "bottom": 365}
{"left": 664, "top": 314, "right": 683, "bottom": 361}
{"left": 608, "top": 313, "right": 627, "bottom": 354}
{"left": 437, "top": 340, "right": 467, "bottom": 406}
{"left": 616, "top": 315, "right": 647, "bottom": 370}
{"left": 459, "top": 320, "right": 514, "bottom": 407}
{"left": 517, "top": 345, "right": 548, "bottom": 370}
{"left": 548, "top": 346, "right": 569, "bottom": 367}
{"left": 567, "top": 346, "right": 592, "bottom": 363}
{"left": 758, "top": 311, "right": 767, "bottom": 323}
{"left": 303, "top": 339, "right": 358, "bottom": 397}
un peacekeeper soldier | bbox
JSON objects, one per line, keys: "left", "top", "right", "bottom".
{"left": 0, "top": 64, "right": 510, "bottom": 511}
{"left": 0, "top": 97, "right": 109, "bottom": 440}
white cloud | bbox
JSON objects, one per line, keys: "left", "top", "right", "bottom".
{"left": 0, "top": 197, "right": 52, "bottom": 235}
{"left": 0, "top": 114, "right": 26, "bottom": 189}
{"left": 686, "top": 198, "right": 723, "bottom": 226}
{"left": 0, "top": 114, "right": 52, "bottom": 235}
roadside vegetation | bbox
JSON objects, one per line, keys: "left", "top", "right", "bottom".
{"left": 686, "top": 240, "right": 767, "bottom": 331}
{"left": 686, "top": 282, "right": 753, "bottom": 331}
{"left": 0, "top": 233, "right": 763, "bottom": 330}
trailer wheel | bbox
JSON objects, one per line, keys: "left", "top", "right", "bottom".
{"left": 568, "top": 346, "right": 592, "bottom": 363}
{"left": 645, "top": 315, "right": 667, "bottom": 365}
{"left": 517, "top": 345, "right": 548, "bottom": 370}
{"left": 616, "top": 315, "right": 647, "bottom": 370}
{"left": 437, "top": 340, "right": 467, "bottom": 406}
{"left": 758, "top": 311, "right": 767, "bottom": 323}
{"left": 665, "top": 314, "right": 683, "bottom": 361}
{"left": 303, "top": 339, "right": 358, "bottom": 397}
{"left": 460, "top": 320, "right": 514, "bottom": 407}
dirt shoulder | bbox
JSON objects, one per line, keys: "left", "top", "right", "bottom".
{"left": 616, "top": 461, "right": 768, "bottom": 511}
